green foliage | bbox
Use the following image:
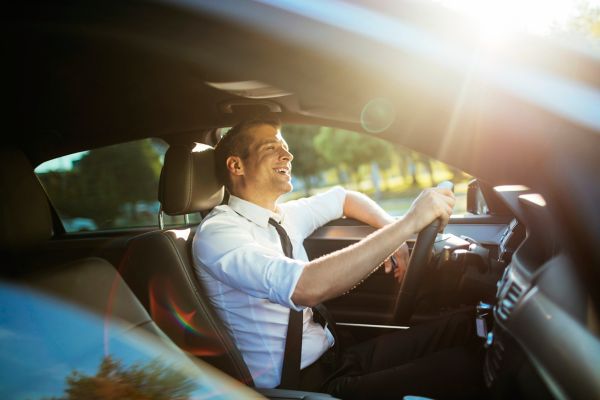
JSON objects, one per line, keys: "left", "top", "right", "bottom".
{"left": 38, "top": 139, "right": 163, "bottom": 229}
{"left": 550, "top": 0, "right": 600, "bottom": 42}
{"left": 283, "top": 125, "right": 419, "bottom": 196}
{"left": 48, "top": 355, "right": 197, "bottom": 400}
{"left": 313, "top": 127, "right": 395, "bottom": 172}
{"left": 567, "top": 1, "right": 600, "bottom": 38}
{"left": 311, "top": 127, "right": 397, "bottom": 196}
{"left": 282, "top": 125, "right": 332, "bottom": 193}
{"left": 278, "top": 125, "right": 467, "bottom": 204}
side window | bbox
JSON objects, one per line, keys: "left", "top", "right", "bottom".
{"left": 281, "top": 125, "right": 471, "bottom": 216}
{"left": 35, "top": 139, "right": 200, "bottom": 233}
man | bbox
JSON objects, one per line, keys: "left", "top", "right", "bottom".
{"left": 193, "top": 118, "right": 484, "bottom": 399}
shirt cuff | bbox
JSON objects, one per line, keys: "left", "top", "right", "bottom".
{"left": 268, "top": 258, "right": 307, "bottom": 311}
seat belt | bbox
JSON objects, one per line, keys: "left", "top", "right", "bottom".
{"left": 312, "top": 303, "right": 341, "bottom": 364}
{"left": 269, "top": 218, "right": 339, "bottom": 389}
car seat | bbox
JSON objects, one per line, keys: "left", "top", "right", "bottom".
{"left": 119, "top": 143, "right": 255, "bottom": 384}
{"left": 0, "top": 146, "right": 173, "bottom": 340}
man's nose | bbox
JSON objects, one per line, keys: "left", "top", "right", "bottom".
{"left": 280, "top": 148, "right": 293, "bottom": 161}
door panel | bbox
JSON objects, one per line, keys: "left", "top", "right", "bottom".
{"left": 35, "top": 228, "right": 155, "bottom": 270}
{"left": 304, "top": 219, "right": 401, "bottom": 325}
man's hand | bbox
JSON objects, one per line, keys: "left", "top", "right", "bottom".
{"left": 383, "top": 242, "right": 409, "bottom": 283}
{"left": 404, "top": 188, "right": 455, "bottom": 235}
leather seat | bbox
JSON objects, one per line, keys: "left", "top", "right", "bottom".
{"left": 120, "top": 143, "right": 254, "bottom": 385}
{"left": 0, "top": 147, "right": 168, "bottom": 339}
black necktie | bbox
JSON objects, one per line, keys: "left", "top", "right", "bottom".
{"left": 269, "top": 218, "right": 303, "bottom": 389}
{"left": 269, "top": 218, "right": 294, "bottom": 258}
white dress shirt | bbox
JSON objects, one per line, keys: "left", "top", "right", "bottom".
{"left": 192, "top": 186, "right": 346, "bottom": 388}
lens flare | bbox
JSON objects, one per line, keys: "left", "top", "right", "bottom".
{"left": 148, "top": 278, "right": 224, "bottom": 357}
{"left": 360, "top": 98, "right": 396, "bottom": 133}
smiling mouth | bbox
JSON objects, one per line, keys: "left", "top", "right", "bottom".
{"left": 274, "top": 167, "right": 291, "bottom": 176}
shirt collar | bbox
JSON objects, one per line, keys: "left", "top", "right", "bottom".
{"left": 228, "top": 195, "right": 284, "bottom": 228}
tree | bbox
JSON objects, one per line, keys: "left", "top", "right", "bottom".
{"left": 550, "top": 1, "right": 600, "bottom": 44}
{"left": 411, "top": 152, "right": 436, "bottom": 187}
{"left": 565, "top": 1, "right": 600, "bottom": 38}
{"left": 48, "top": 356, "right": 197, "bottom": 400}
{"left": 313, "top": 128, "right": 395, "bottom": 198}
{"left": 37, "top": 139, "right": 163, "bottom": 229}
{"left": 74, "top": 140, "right": 162, "bottom": 228}
{"left": 282, "top": 125, "right": 332, "bottom": 195}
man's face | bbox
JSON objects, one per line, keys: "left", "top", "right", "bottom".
{"left": 238, "top": 124, "right": 293, "bottom": 200}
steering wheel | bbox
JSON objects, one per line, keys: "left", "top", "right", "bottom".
{"left": 391, "top": 181, "right": 453, "bottom": 325}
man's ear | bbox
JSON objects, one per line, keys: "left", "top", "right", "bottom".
{"left": 226, "top": 156, "right": 244, "bottom": 176}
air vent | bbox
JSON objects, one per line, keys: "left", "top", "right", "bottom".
{"left": 496, "top": 281, "right": 524, "bottom": 321}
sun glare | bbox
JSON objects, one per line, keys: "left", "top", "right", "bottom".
{"left": 437, "top": 0, "right": 594, "bottom": 43}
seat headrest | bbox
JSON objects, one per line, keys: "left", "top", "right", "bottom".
{"left": 0, "top": 147, "right": 53, "bottom": 252}
{"left": 158, "top": 143, "right": 224, "bottom": 215}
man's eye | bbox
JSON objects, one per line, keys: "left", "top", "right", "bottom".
{"left": 266, "top": 146, "right": 275, "bottom": 150}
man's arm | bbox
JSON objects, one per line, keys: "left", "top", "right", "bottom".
{"left": 343, "top": 190, "right": 396, "bottom": 229}
{"left": 343, "top": 190, "right": 408, "bottom": 280}
{"left": 291, "top": 188, "right": 454, "bottom": 307}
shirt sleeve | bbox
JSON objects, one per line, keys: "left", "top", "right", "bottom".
{"left": 193, "top": 215, "right": 307, "bottom": 311}
{"left": 281, "top": 186, "right": 346, "bottom": 239}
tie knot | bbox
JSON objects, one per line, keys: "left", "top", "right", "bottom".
{"left": 268, "top": 218, "right": 294, "bottom": 258}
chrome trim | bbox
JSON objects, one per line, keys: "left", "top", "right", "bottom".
{"left": 158, "top": 208, "right": 165, "bottom": 230}
{"left": 337, "top": 322, "right": 410, "bottom": 330}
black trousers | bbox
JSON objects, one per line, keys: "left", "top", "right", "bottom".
{"left": 299, "top": 309, "right": 485, "bottom": 399}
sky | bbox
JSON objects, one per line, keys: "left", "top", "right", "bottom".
{"left": 35, "top": 151, "right": 87, "bottom": 173}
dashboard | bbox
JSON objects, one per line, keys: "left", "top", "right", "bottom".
{"left": 486, "top": 186, "right": 600, "bottom": 399}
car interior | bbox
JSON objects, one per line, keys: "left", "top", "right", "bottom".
{"left": 3, "top": 1, "right": 600, "bottom": 399}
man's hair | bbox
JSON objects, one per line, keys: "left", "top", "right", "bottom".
{"left": 214, "top": 116, "right": 281, "bottom": 189}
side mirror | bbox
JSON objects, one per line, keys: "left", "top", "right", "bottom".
{"left": 467, "top": 179, "right": 512, "bottom": 216}
{"left": 467, "top": 180, "right": 489, "bottom": 215}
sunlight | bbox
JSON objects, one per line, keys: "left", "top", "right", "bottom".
{"left": 192, "top": 142, "right": 212, "bottom": 153}
{"left": 495, "top": 185, "right": 530, "bottom": 192}
{"left": 438, "top": 55, "right": 476, "bottom": 161}
{"left": 519, "top": 193, "right": 547, "bottom": 207}
{"left": 437, "top": 0, "right": 588, "bottom": 42}
{"left": 169, "top": 228, "right": 191, "bottom": 240}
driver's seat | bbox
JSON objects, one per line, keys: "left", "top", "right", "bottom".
{"left": 122, "top": 143, "right": 337, "bottom": 399}
{"left": 120, "top": 143, "right": 254, "bottom": 385}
